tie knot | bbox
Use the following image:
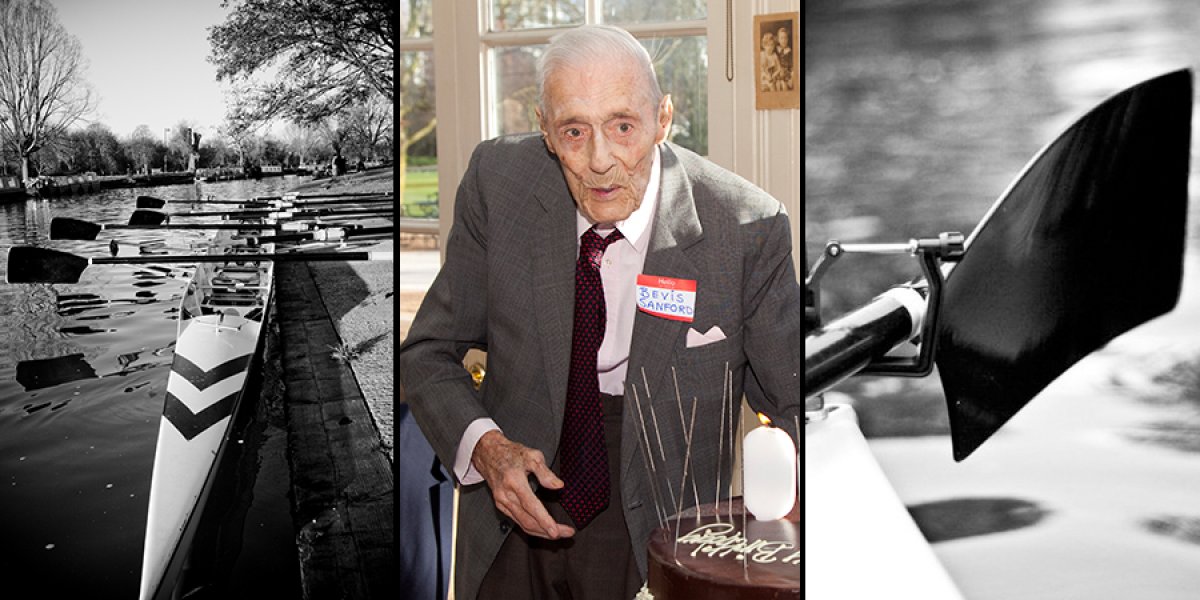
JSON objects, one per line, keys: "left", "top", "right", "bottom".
{"left": 580, "top": 228, "right": 623, "bottom": 269}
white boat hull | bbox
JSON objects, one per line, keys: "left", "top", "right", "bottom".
{"left": 139, "top": 224, "right": 275, "bottom": 600}
{"left": 805, "top": 403, "right": 963, "bottom": 599}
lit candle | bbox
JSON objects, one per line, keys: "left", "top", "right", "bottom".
{"left": 743, "top": 413, "right": 798, "bottom": 520}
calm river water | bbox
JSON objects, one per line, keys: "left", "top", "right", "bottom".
{"left": 0, "top": 176, "right": 307, "bottom": 598}
{"left": 808, "top": 1, "right": 1200, "bottom": 598}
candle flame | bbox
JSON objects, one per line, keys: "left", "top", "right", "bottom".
{"left": 757, "top": 412, "right": 771, "bottom": 427}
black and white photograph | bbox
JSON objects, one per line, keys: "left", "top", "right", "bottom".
{"left": 754, "top": 11, "right": 799, "bottom": 109}
{"left": 807, "top": 1, "right": 1200, "bottom": 599}
{"left": 0, "top": 1, "right": 395, "bottom": 598}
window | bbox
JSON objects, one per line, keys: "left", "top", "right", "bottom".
{"left": 490, "top": 0, "right": 584, "bottom": 31}
{"left": 485, "top": 0, "right": 708, "bottom": 155}
{"left": 400, "top": 1, "right": 438, "bottom": 218}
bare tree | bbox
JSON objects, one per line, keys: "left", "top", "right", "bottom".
{"left": 399, "top": 47, "right": 435, "bottom": 202}
{"left": 346, "top": 92, "right": 392, "bottom": 162}
{"left": 317, "top": 114, "right": 351, "bottom": 166}
{"left": 281, "top": 122, "right": 321, "bottom": 168}
{"left": 0, "top": 0, "right": 93, "bottom": 183}
{"left": 126, "top": 125, "right": 160, "bottom": 174}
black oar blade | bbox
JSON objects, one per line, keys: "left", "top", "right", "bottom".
{"left": 51, "top": 217, "right": 102, "bottom": 240}
{"left": 130, "top": 209, "right": 167, "bottom": 226}
{"left": 7, "top": 246, "right": 90, "bottom": 284}
{"left": 136, "top": 195, "right": 167, "bottom": 209}
{"left": 937, "top": 69, "right": 1193, "bottom": 461}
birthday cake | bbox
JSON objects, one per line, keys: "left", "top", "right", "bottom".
{"left": 643, "top": 497, "right": 800, "bottom": 599}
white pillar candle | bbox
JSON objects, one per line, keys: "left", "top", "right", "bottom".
{"left": 744, "top": 414, "right": 798, "bottom": 520}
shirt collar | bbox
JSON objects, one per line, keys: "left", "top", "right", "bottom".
{"left": 576, "top": 144, "right": 660, "bottom": 254}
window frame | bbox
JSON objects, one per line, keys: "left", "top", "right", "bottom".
{"left": 426, "top": 0, "right": 799, "bottom": 280}
{"left": 426, "top": 1, "right": 718, "bottom": 250}
{"left": 479, "top": 17, "right": 706, "bottom": 142}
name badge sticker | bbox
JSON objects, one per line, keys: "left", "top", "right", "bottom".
{"left": 636, "top": 274, "right": 697, "bottom": 322}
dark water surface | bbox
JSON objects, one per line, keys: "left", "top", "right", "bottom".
{"left": 808, "top": 1, "right": 1200, "bottom": 598}
{"left": 0, "top": 177, "right": 307, "bottom": 598}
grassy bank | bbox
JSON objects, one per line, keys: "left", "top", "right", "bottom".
{"left": 288, "top": 167, "right": 394, "bottom": 456}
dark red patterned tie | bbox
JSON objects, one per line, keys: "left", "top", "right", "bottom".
{"left": 559, "top": 226, "right": 624, "bottom": 528}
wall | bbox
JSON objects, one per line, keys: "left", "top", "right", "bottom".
{"left": 706, "top": 0, "right": 802, "bottom": 278}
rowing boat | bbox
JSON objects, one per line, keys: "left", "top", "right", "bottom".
{"left": 138, "top": 215, "right": 277, "bottom": 600}
{"left": 2, "top": 193, "right": 394, "bottom": 596}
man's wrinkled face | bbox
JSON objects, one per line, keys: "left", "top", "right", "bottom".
{"left": 538, "top": 57, "right": 673, "bottom": 226}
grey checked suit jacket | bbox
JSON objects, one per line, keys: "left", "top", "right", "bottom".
{"left": 398, "top": 133, "right": 801, "bottom": 600}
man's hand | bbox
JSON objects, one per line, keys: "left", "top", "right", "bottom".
{"left": 472, "top": 430, "right": 576, "bottom": 540}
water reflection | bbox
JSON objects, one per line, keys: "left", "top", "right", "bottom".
{"left": 15, "top": 353, "right": 97, "bottom": 390}
{"left": 908, "top": 497, "right": 1049, "bottom": 543}
{"left": 0, "top": 176, "right": 306, "bottom": 597}
{"left": 1144, "top": 515, "right": 1200, "bottom": 545}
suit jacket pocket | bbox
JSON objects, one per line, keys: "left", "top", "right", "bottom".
{"left": 678, "top": 325, "right": 743, "bottom": 369}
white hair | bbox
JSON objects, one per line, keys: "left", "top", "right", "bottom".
{"left": 536, "top": 24, "right": 663, "bottom": 115}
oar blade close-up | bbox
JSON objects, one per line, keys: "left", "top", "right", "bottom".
{"left": 50, "top": 217, "right": 103, "bottom": 241}
{"left": 936, "top": 68, "right": 1194, "bottom": 461}
{"left": 7, "top": 246, "right": 90, "bottom": 284}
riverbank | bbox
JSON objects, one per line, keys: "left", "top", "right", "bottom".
{"left": 275, "top": 167, "right": 394, "bottom": 598}
{"left": 0, "top": 168, "right": 325, "bottom": 202}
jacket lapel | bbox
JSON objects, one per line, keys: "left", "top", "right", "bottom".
{"left": 531, "top": 160, "right": 577, "bottom": 428}
{"left": 623, "top": 144, "right": 703, "bottom": 476}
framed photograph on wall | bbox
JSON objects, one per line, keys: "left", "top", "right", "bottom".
{"left": 754, "top": 11, "right": 799, "bottom": 110}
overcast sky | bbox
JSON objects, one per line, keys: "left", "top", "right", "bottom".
{"left": 49, "top": 0, "right": 236, "bottom": 140}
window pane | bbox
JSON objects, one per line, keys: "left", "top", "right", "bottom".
{"left": 493, "top": 45, "right": 546, "bottom": 137}
{"left": 490, "top": 0, "right": 585, "bottom": 32}
{"left": 400, "top": 50, "right": 438, "bottom": 218}
{"left": 603, "top": 0, "right": 706, "bottom": 24}
{"left": 645, "top": 35, "right": 708, "bottom": 155}
{"left": 400, "top": 0, "right": 434, "bottom": 38}
{"left": 490, "top": 36, "right": 708, "bottom": 155}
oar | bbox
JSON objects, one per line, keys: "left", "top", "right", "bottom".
{"left": 142, "top": 191, "right": 393, "bottom": 207}
{"left": 7, "top": 246, "right": 394, "bottom": 284}
{"left": 237, "top": 225, "right": 393, "bottom": 245}
{"left": 805, "top": 68, "right": 1193, "bottom": 461}
{"left": 129, "top": 206, "right": 393, "bottom": 226}
{"left": 135, "top": 194, "right": 394, "bottom": 209}
{"left": 51, "top": 216, "right": 381, "bottom": 240}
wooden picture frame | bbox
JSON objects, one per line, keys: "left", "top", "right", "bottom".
{"left": 753, "top": 11, "right": 799, "bottom": 110}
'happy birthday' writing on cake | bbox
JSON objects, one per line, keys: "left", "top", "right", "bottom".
{"left": 675, "top": 523, "right": 800, "bottom": 565}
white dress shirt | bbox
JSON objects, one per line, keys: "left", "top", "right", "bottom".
{"left": 453, "top": 145, "right": 662, "bottom": 484}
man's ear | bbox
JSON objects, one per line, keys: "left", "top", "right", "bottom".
{"left": 536, "top": 107, "right": 555, "bottom": 155}
{"left": 655, "top": 94, "right": 674, "bottom": 144}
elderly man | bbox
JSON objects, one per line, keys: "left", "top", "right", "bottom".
{"left": 398, "top": 24, "right": 800, "bottom": 600}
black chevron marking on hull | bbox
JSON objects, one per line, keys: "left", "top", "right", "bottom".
{"left": 170, "top": 353, "right": 251, "bottom": 391}
{"left": 163, "top": 391, "right": 239, "bottom": 440}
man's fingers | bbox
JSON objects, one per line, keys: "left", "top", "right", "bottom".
{"left": 503, "top": 476, "right": 567, "bottom": 539}
{"left": 475, "top": 433, "right": 576, "bottom": 539}
{"left": 497, "top": 489, "right": 548, "bottom": 537}
{"left": 528, "top": 453, "right": 564, "bottom": 490}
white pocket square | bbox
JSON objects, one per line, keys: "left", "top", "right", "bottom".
{"left": 686, "top": 325, "right": 727, "bottom": 348}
